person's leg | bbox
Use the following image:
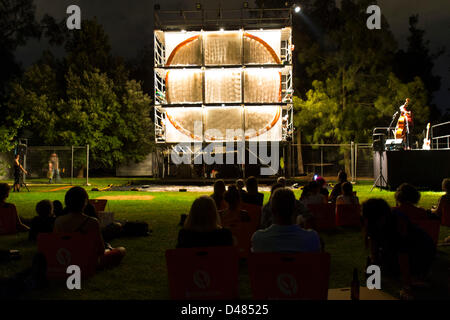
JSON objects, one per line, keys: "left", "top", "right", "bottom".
{"left": 98, "top": 247, "right": 126, "bottom": 270}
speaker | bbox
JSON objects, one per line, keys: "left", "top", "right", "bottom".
{"left": 372, "top": 133, "right": 385, "bottom": 152}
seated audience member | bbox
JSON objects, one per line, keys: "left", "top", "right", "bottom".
{"left": 52, "top": 200, "right": 65, "bottom": 217}
{"left": 242, "top": 176, "right": 264, "bottom": 206}
{"left": 261, "top": 183, "right": 284, "bottom": 229}
{"left": 315, "top": 176, "right": 329, "bottom": 198}
{"left": 277, "top": 176, "right": 287, "bottom": 187}
{"left": 0, "top": 183, "right": 29, "bottom": 232}
{"left": 29, "top": 200, "right": 55, "bottom": 241}
{"left": 329, "top": 171, "right": 348, "bottom": 203}
{"left": 211, "top": 179, "right": 228, "bottom": 211}
{"left": 431, "top": 178, "right": 450, "bottom": 217}
{"left": 251, "top": 188, "right": 321, "bottom": 253}
{"left": 176, "top": 196, "right": 233, "bottom": 248}
{"left": 300, "top": 181, "right": 326, "bottom": 206}
{"left": 362, "top": 198, "right": 435, "bottom": 300}
{"left": 394, "top": 183, "right": 429, "bottom": 221}
{"left": 84, "top": 203, "right": 99, "bottom": 219}
{"left": 336, "top": 182, "right": 359, "bottom": 205}
{"left": 53, "top": 187, "right": 126, "bottom": 269}
{"left": 236, "top": 179, "right": 247, "bottom": 197}
{"left": 221, "top": 185, "right": 250, "bottom": 227}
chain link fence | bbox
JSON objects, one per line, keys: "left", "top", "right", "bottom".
{"left": 292, "top": 143, "right": 374, "bottom": 181}
{"left": 23, "top": 146, "right": 89, "bottom": 185}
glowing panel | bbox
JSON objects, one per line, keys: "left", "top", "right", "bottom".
{"left": 205, "top": 107, "right": 242, "bottom": 141}
{"left": 244, "top": 30, "right": 281, "bottom": 64}
{"left": 166, "top": 69, "right": 203, "bottom": 104}
{"left": 205, "top": 69, "right": 241, "bottom": 103}
{"left": 244, "top": 69, "right": 282, "bottom": 103}
{"left": 245, "top": 106, "right": 282, "bottom": 141}
{"left": 165, "top": 108, "right": 203, "bottom": 143}
{"left": 204, "top": 32, "right": 242, "bottom": 65}
{"left": 165, "top": 32, "right": 201, "bottom": 65}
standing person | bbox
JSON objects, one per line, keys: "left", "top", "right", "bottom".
{"left": 47, "top": 161, "right": 53, "bottom": 184}
{"left": 49, "top": 153, "right": 61, "bottom": 183}
{"left": 13, "top": 154, "right": 27, "bottom": 192}
{"left": 329, "top": 171, "right": 348, "bottom": 203}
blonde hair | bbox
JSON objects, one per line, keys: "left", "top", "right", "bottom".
{"left": 184, "top": 196, "right": 222, "bottom": 232}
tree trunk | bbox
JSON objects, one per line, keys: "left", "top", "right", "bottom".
{"left": 77, "top": 167, "right": 85, "bottom": 178}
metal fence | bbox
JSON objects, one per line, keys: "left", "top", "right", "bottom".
{"left": 23, "top": 146, "right": 89, "bottom": 185}
{"left": 293, "top": 143, "right": 374, "bottom": 181}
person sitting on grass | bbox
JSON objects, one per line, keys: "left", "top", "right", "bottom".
{"left": 53, "top": 186, "right": 126, "bottom": 269}
{"left": 52, "top": 200, "right": 65, "bottom": 217}
{"left": 176, "top": 196, "right": 233, "bottom": 248}
{"left": 211, "top": 179, "right": 228, "bottom": 211}
{"left": 242, "top": 176, "right": 264, "bottom": 206}
{"left": 0, "top": 183, "right": 29, "bottom": 233}
{"left": 251, "top": 188, "right": 321, "bottom": 253}
{"left": 29, "top": 200, "right": 55, "bottom": 241}
{"left": 300, "top": 181, "right": 326, "bottom": 206}
{"left": 394, "top": 183, "right": 434, "bottom": 221}
{"left": 236, "top": 179, "right": 247, "bottom": 197}
{"left": 362, "top": 198, "right": 435, "bottom": 300}
{"left": 261, "top": 183, "right": 284, "bottom": 229}
{"left": 336, "top": 182, "right": 359, "bottom": 205}
{"left": 221, "top": 185, "right": 250, "bottom": 228}
{"left": 431, "top": 178, "right": 450, "bottom": 218}
{"left": 329, "top": 170, "right": 348, "bottom": 203}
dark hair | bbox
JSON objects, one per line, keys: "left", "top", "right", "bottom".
{"left": 0, "top": 183, "right": 10, "bottom": 202}
{"left": 337, "top": 171, "right": 348, "bottom": 183}
{"left": 185, "top": 196, "right": 220, "bottom": 232}
{"left": 212, "top": 179, "right": 226, "bottom": 207}
{"left": 362, "top": 198, "right": 391, "bottom": 239}
{"left": 65, "top": 186, "right": 89, "bottom": 212}
{"left": 271, "top": 183, "right": 284, "bottom": 195}
{"left": 308, "top": 180, "right": 320, "bottom": 191}
{"left": 84, "top": 203, "right": 98, "bottom": 219}
{"left": 236, "top": 179, "right": 245, "bottom": 190}
{"left": 315, "top": 176, "right": 325, "bottom": 187}
{"left": 395, "top": 183, "right": 420, "bottom": 205}
{"left": 52, "top": 200, "right": 64, "bottom": 217}
{"left": 224, "top": 185, "right": 241, "bottom": 209}
{"left": 341, "top": 182, "right": 353, "bottom": 196}
{"left": 277, "top": 176, "right": 287, "bottom": 187}
{"left": 300, "top": 185, "right": 310, "bottom": 200}
{"left": 245, "top": 176, "right": 258, "bottom": 193}
{"left": 36, "top": 200, "right": 53, "bottom": 217}
{"left": 442, "top": 178, "right": 450, "bottom": 192}
{"left": 271, "top": 188, "right": 296, "bottom": 224}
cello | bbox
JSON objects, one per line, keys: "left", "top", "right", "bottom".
{"left": 395, "top": 98, "right": 412, "bottom": 140}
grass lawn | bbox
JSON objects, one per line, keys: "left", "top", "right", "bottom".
{"left": 1, "top": 178, "right": 449, "bottom": 300}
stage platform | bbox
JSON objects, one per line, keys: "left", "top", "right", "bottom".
{"left": 373, "top": 149, "right": 450, "bottom": 190}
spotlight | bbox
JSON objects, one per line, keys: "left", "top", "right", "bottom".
{"left": 196, "top": 3, "right": 202, "bottom": 10}
{"left": 154, "top": 3, "right": 160, "bottom": 10}
{"left": 294, "top": 5, "right": 301, "bottom": 13}
{"left": 181, "top": 29, "right": 186, "bottom": 33}
{"left": 220, "top": 28, "right": 224, "bottom": 32}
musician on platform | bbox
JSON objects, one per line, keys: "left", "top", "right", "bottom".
{"left": 395, "top": 98, "right": 413, "bottom": 150}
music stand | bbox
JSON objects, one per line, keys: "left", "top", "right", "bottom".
{"left": 19, "top": 172, "right": 30, "bottom": 192}
{"left": 371, "top": 133, "right": 389, "bottom": 191}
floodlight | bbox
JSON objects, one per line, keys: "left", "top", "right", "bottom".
{"left": 196, "top": 3, "right": 202, "bottom": 10}
{"left": 294, "top": 6, "right": 301, "bottom": 13}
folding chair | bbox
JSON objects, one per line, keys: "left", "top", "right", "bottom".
{"left": 37, "top": 233, "right": 98, "bottom": 280}
{"left": 240, "top": 203, "right": 262, "bottom": 231}
{"left": 335, "top": 204, "right": 362, "bottom": 227}
{"left": 165, "top": 246, "right": 239, "bottom": 300}
{"left": 89, "top": 199, "right": 108, "bottom": 212}
{"left": 411, "top": 219, "right": 441, "bottom": 246}
{"left": 248, "top": 252, "right": 331, "bottom": 300}
{"left": 307, "top": 204, "right": 336, "bottom": 231}
{"left": 0, "top": 206, "right": 18, "bottom": 235}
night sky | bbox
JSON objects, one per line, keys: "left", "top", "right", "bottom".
{"left": 15, "top": 0, "right": 450, "bottom": 111}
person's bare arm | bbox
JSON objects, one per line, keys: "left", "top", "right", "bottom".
{"left": 13, "top": 206, "right": 29, "bottom": 232}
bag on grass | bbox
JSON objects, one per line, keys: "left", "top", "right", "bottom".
{"left": 121, "top": 221, "right": 150, "bottom": 237}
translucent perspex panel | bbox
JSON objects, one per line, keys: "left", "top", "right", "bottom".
{"left": 245, "top": 106, "right": 282, "bottom": 141}
{"left": 165, "top": 108, "right": 203, "bottom": 143}
{"left": 204, "top": 32, "right": 242, "bottom": 65}
{"left": 244, "top": 30, "right": 281, "bottom": 64}
{"left": 165, "top": 32, "right": 202, "bottom": 66}
{"left": 204, "top": 107, "right": 243, "bottom": 142}
{"left": 244, "top": 69, "right": 282, "bottom": 103}
{"left": 166, "top": 69, "right": 203, "bottom": 104}
{"left": 205, "top": 69, "right": 241, "bottom": 103}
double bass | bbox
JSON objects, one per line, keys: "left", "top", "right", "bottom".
{"left": 395, "top": 98, "right": 412, "bottom": 140}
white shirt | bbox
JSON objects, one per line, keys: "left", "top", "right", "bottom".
{"left": 251, "top": 224, "right": 321, "bottom": 253}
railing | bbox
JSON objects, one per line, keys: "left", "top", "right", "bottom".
{"left": 431, "top": 121, "right": 450, "bottom": 150}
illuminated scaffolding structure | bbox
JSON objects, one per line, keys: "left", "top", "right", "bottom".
{"left": 153, "top": 7, "right": 295, "bottom": 177}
